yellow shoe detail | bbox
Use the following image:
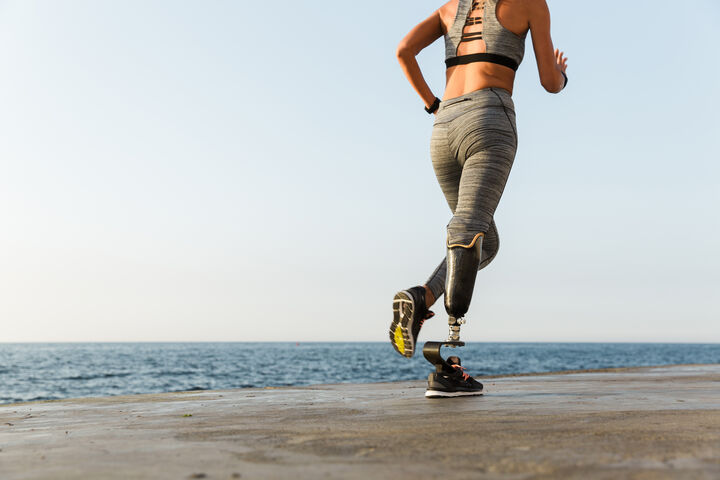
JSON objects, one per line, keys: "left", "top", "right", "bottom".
{"left": 394, "top": 325, "right": 405, "bottom": 354}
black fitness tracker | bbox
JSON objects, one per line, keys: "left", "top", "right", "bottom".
{"left": 561, "top": 71, "right": 568, "bottom": 89}
{"left": 425, "top": 97, "right": 441, "bottom": 114}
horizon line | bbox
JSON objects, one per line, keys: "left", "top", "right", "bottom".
{"left": 1, "top": 341, "right": 719, "bottom": 345}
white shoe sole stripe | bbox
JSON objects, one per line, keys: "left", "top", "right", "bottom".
{"left": 425, "top": 390, "right": 484, "bottom": 398}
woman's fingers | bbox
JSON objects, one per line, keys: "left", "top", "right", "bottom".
{"left": 555, "top": 49, "right": 569, "bottom": 72}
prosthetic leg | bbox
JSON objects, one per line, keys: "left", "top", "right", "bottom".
{"left": 445, "top": 235, "right": 483, "bottom": 342}
{"left": 424, "top": 235, "right": 484, "bottom": 397}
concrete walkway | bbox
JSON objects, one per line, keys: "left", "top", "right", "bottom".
{"left": 1, "top": 365, "right": 719, "bottom": 480}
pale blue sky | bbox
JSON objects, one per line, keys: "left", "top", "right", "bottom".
{"left": 0, "top": 0, "right": 718, "bottom": 342}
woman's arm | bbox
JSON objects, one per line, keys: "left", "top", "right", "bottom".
{"left": 396, "top": 10, "right": 445, "bottom": 109}
{"left": 528, "top": 0, "right": 568, "bottom": 93}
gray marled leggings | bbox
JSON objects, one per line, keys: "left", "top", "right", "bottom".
{"left": 425, "top": 87, "right": 518, "bottom": 301}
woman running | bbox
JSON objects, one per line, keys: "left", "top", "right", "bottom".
{"left": 390, "top": 0, "right": 568, "bottom": 396}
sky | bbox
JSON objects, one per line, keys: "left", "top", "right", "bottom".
{"left": 0, "top": 0, "right": 718, "bottom": 343}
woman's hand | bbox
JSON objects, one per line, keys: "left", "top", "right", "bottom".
{"left": 555, "top": 48, "right": 568, "bottom": 73}
{"left": 529, "top": 0, "right": 568, "bottom": 93}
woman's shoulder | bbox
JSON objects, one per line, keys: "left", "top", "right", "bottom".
{"left": 498, "top": 0, "right": 549, "bottom": 27}
{"left": 437, "top": 0, "right": 459, "bottom": 31}
{"left": 500, "top": 0, "right": 548, "bottom": 13}
{"left": 520, "top": 0, "right": 550, "bottom": 15}
{"left": 438, "top": 0, "right": 458, "bottom": 16}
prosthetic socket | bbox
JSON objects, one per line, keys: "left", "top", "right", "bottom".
{"left": 444, "top": 235, "right": 483, "bottom": 342}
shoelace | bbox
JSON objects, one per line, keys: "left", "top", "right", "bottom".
{"left": 419, "top": 310, "right": 435, "bottom": 328}
{"left": 452, "top": 364, "right": 470, "bottom": 381}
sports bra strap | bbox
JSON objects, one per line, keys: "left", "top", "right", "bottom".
{"left": 445, "top": 53, "right": 519, "bottom": 71}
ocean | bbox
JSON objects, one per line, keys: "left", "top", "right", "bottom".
{"left": 1, "top": 342, "right": 718, "bottom": 405}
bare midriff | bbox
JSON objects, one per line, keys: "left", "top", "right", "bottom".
{"left": 444, "top": 63, "right": 516, "bottom": 99}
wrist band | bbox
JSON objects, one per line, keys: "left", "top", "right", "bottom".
{"left": 561, "top": 72, "right": 568, "bottom": 90}
{"left": 425, "top": 97, "right": 441, "bottom": 114}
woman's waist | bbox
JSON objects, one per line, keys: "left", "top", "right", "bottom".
{"left": 444, "top": 64, "right": 515, "bottom": 96}
{"left": 436, "top": 87, "right": 515, "bottom": 118}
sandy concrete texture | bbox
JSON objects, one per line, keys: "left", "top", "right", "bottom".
{"left": 1, "top": 364, "right": 719, "bottom": 480}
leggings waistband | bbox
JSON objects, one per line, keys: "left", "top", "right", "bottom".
{"left": 437, "top": 88, "right": 515, "bottom": 117}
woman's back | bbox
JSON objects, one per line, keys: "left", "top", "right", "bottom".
{"left": 396, "top": 0, "right": 567, "bottom": 108}
{"left": 439, "top": 0, "right": 529, "bottom": 97}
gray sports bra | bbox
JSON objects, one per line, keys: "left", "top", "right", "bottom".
{"left": 444, "top": 0, "right": 527, "bottom": 71}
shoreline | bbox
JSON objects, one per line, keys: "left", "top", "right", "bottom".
{"left": 2, "top": 363, "right": 717, "bottom": 408}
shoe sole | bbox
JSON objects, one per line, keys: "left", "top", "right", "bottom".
{"left": 425, "top": 389, "right": 484, "bottom": 398}
{"left": 390, "top": 291, "right": 416, "bottom": 358}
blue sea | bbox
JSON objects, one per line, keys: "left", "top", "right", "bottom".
{"left": 1, "top": 342, "right": 718, "bottom": 405}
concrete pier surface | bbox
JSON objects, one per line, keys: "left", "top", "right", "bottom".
{"left": 1, "top": 365, "right": 719, "bottom": 480}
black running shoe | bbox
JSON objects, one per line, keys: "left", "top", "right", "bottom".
{"left": 390, "top": 286, "right": 435, "bottom": 358}
{"left": 425, "top": 356, "right": 484, "bottom": 398}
